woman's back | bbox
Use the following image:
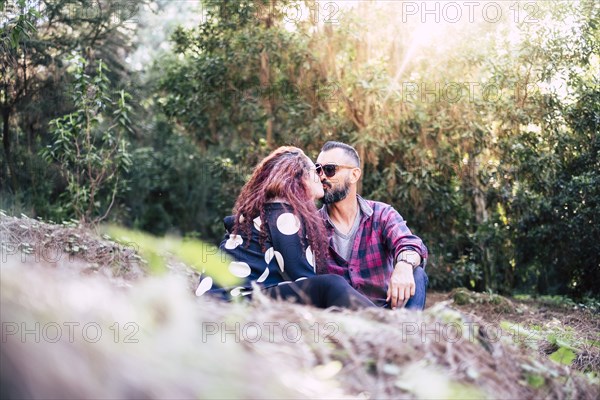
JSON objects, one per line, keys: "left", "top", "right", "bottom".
{"left": 196, "top": 203, "right": 316, "bottom": 299}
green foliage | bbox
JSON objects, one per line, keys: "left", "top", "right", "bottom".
{"left": 40, "top": 56, "right": 133, "bottom": 223}
{"left": 139, "top": 0, "right": 330, "bottom": 240}
{"left": 525, "top": 373, "right": 545, "bottom": 389}
{"left": 145, "top": 0, "right": 600, "bottom": 297}
{"left": 549, "top": 347, "right": 577, "bottom": 366}
{"left": 510, "top": 77, "right": 600, "bottom": 297}
{"left": 500, "top": 321, "right": 544, "bottom": 347}
{"left": 1, "top": 0, "right": 141, "bottom": 215}
{"left": 103, "top": 224, "right": 237, "bottom": 286}
{"left": 123, "top": 116, "right": 249, "bottom": 238}
{"left": 2, "top": 0, "right": 598, "bottom": 299}
{"left": 156, "top": 0, "right": 330, "bottom": 152}
{"left": 501, "top": 315, "right": 599, "bottom": 372}
{"left": 430, "top": 254, "right": 484, "bottom": 291}
{"left": 452, "top": 288, "right": 472, "bottom": 306}
{"left": 1, "top": 0, "right": 40, "bottom": 49}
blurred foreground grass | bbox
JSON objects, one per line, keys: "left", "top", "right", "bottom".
{"left": 102, "top": 224, "right": 238, "bottom": 286}
{"left": 1, "top": 214, "right": 598, "bottom": 399}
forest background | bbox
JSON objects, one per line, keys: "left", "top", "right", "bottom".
{"left": 1, "top": 0, "right": 598, "bottom": 299}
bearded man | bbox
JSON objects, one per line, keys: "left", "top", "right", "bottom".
{"left": 315, "top": 141, "right": 429, "bottom": 309}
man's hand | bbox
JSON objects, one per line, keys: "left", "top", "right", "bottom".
{"left": 386, "top": 261, "right": 415, "bottom": 309}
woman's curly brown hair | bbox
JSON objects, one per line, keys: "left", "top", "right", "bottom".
{"left": 231, "top": 146, "right": 327, "bottom": 267}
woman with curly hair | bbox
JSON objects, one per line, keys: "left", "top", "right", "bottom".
{"left": 196, "top": 146, "right": 375, "bottom": 310}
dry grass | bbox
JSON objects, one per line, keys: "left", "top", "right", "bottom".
{"left": 0, "top": 214, "right": 144, "bottom": 282}
{"left": 1, "top": 215, "right": 598, "bottom": 399}
{"left": 434, "top": 288, "right": 600, "bottom": 374}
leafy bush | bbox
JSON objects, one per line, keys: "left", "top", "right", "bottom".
{"left": 40, "top": 57, "right": 133, "bottom": 223}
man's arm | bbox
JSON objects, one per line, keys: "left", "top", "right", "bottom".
{"left": 379, "top": 204, "right": 428, "bottom": 309}
{"left": 380, "top": 205, "right": 428, "bottom": 263}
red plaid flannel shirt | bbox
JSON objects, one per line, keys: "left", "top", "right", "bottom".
{"left": 318, "top": 196, "right": 428, "bottom": 306}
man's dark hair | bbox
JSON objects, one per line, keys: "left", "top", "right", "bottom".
{"left": 321, "top": 141, "right": 360, "bottom": 167}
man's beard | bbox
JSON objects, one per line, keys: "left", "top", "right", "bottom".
{"left": 322, "top": 177, "right": 351, "bottom": 204}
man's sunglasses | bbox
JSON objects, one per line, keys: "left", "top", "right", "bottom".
{"left": 314, "top": 163, "right": 357, "bottom": 178}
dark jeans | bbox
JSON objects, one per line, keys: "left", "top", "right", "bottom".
{"left": 385, "top": 266, "right": 429, "bottom": 310}
{"left": 264, "top": 274, "right": 377, "bottom": 310}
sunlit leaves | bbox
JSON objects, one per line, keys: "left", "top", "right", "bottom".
{"left": 103, "top": 225, "right": 238, "bottom": 287}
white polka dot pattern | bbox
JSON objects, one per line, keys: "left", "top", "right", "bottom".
{"left": 265, "top": 247, "right": 284, "bottom": 271}
{"left": 265, "top": 247, "right": 274, "bottom": 264}
{"left": 253, "top": 216, "right": 262, "bottom": 231}
{"left": 228, "top": 261, "right": 251, "bottom": 278}
{"left": 276, "top": 213, "right": 301, "bottom": 235}
{"left": 306, "top": 246, "right": 315, "bottom": 271}
{"left": 256, "top": 267, "right": 269, "bottom": 283}
{"left": 274, "top": 251, "right": 284, "bottom": 271}
{"left": 195, "top": 277, "right": 213, "bottom": 296}
{"left": 224, "top": 234, "right": 243, "bottom": 249}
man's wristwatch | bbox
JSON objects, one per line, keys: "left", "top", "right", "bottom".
{"left": 397, "top": 250, "right": 421, "bottom": 268}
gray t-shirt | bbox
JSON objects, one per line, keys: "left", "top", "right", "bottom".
{"left": 331, "top": 209, "right": 362, "bottom": 261}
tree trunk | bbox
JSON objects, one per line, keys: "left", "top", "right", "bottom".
{"left": 357, "top": 143, "right": 365, "bottom": 195}
{"left": 260, "top": 49, "right": 274, "bottom": 147}
{"left": 2, "top": 106, "right": 18, "bottom": 192}
{"left": 471, "top": 155, "right": 494, "bottom": 291}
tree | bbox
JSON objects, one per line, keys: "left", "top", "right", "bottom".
{"left": 1, "top": 0, "right": 140, "bottom": 196}
{"left": 157, "top": 0, "right": 326, "bottom": 153}
{"left": 40, "top": 56, "right": 133, "bottom": 223}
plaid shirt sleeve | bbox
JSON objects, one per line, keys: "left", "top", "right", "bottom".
{"left": 378, "top": 202, "right": 428, "bottom": 267}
